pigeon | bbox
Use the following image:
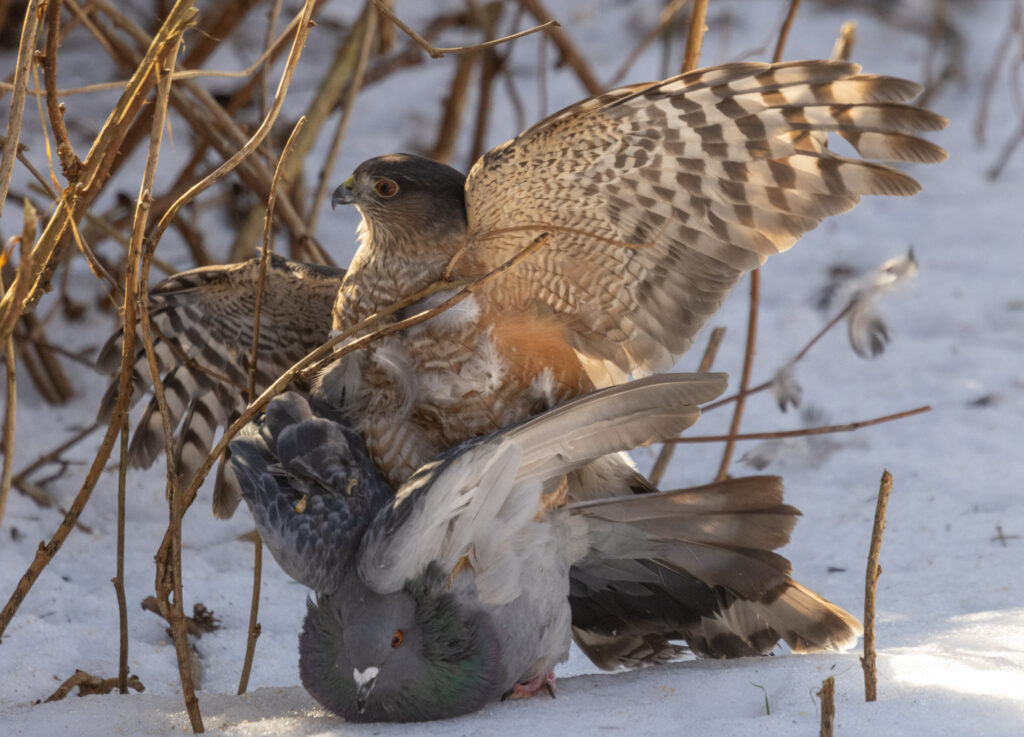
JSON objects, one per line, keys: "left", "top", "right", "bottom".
{"left": 231, "top": 374, "right": 861, "bottom": 723}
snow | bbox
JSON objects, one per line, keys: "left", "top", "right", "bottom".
{"left": 2, "top": 1, "right": 1022, "bottom": 735}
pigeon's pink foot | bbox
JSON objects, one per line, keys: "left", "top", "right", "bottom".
{"left": 503, "top": 671, "right": 556, "bottom": 700}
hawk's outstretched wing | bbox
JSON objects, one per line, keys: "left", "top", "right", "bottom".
{"left": 97, "top": 255, "right": 345, "bottom": 517}
{"left": 457, "top": 60, "right": 946, "bottom": 382}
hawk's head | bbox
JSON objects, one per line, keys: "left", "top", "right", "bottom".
{"left": 332, "top": 154, "right": 467, "bottom": 246}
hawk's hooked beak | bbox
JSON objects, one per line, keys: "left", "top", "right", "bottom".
{"left": 353, "top": 666, "right": 378, "bottom": 713}
{"left": 332, "top": 176, "right": 356, "bottom": 209}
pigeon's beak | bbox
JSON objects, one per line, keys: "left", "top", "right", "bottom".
{"left": 353, "top": 666, "right": 378, "bottom": 713}
{"left": 332, "top": 176, "right": 356, "bottom": 209}
{"left": 355, "top": 677, "right": 376, "bottom": 713}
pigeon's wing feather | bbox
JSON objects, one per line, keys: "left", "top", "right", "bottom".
{"left": 98, "top": 256, "right": 345, "bottom": 517}
{"left": 357, "top": 373, "right": 727, "bottom": 598}
{"left": 569, "top": 476, "right": 861, "bottom": 661}
{"left": 230, "top": 392, "right": 392, "bottom": 593}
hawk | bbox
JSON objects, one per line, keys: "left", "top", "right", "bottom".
{"left": 320, "top": 59, "right": 946, "bottom": 488}
{"left": 98, "top": 255, "right": 345, "bottom": 517}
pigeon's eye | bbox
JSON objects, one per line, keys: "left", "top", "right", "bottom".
{"left": 391, "top": 630, "right": 404, "bottom": 648}
{"left": 374, "top": 178, "right": 398, "bottom": 198}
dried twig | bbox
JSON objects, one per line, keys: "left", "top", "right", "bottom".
{"left": 608, "top": 0, "right": 689, "bottom": 86}
{"left": 649, "top": 325, "right": 724, "bottom": 486}
{"left": 132, "top": 28, "right": 201, "bottom": 733}
{"left": 862, "top": 469, "right": 892, "bottom": 702}
{"left": 0, "top": 0, "right": 43, "bottom": 221}
{"left": 371, "top": 0, "right": 555, "bottom": 59}
{"left": 819, "top": 675, "right": 835, "bottom": 737}
{"left": 113, "top": 414, "right": 130, "bottom": 693}
{"left": 713, "top": 0, "right": 799, "bottom": 480}
{"left": 771, "top": 0, "right": 801, "bottom": 65}
{"left": 429, "top": 52, "right": 478, "bottom": 162}
{"left": 307, "top": 3, "right": 378, "bottom": 232}
{"left": 44, "top": 669, "right": 144, "bottom": 702}
{"left": 667, "top": 406, "right": 930, "bottom": 444}
{"left": 41, "top": 0, "right": 82, "bottom": 183}
{"left": 519, "top": 0, "right": 600, "bottom": 95}
{"left": 703, "top": 301, "right": 853, "bottom": 412}
{"left": 0, "top": 0, "right": 198, "bottom": 649}
{"left": 681, "top": 0, "right": 708, "bottom": 73}
{"left": 238, "top": 116, "right": 306, "bottom": 696}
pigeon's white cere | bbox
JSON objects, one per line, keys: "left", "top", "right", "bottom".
{"left": 353, "top": 667, "right": 379, "bottom": 686}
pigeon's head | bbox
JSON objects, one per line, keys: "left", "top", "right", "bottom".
{"left": 332, "top": 154, "right": 468, "bottom": 251}
{"left": 299, "top": 567, "right": 503, "bottom": 722}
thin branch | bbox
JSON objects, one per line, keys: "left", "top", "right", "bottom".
{"left": 114, "top": 415, "right": 129, "bottom": 693}
{"left": 681, "top": 0, "right": 708, "bottom": 73}
{"left": 370, "top": 0, "right": 555, "bottom": 59}
{"left": 519, "top": 0, "right": 601, "bottom": 94}
{"left": 608, "top": 0, "right": 689, "bottom": 86}
{"left": 667, "top": 405, "right": 931, "bottom": 443}
{"left": 41, "top": 0, "right": 82, "bottom": 183}
{"left": 819, "top": 675, "right": 835, "bottom": 737}
{"left": 238, "top": 116, "right": 306, "bottom": 696}
{"left": 771, "top": 0, "right": 802, "bottom": 64}
{"left": 715, "top": 268, "right": 758, "bottom": 480}
{"left": 862, "top": 469, "right": 892, "bottom": 703}
{"left": 703, "top": 301, "right": 853, "bottom": 412}
{"left": 307, "top": 2, "right": 377, "bottom": 231}
{"left": 133, "top": 30, "right": 202, "bottom": 733}
{"left": 649, "top": 325, "right": 724, "bottom": 486}
{"left": 0, "top": 0, "right": 43, "bottom": 221}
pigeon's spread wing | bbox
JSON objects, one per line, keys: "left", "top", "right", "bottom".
{"left": 230, "top": 392, "right": 392, "bottom": 593}
{"left": 357, "top": 373, "right": 727, "bottom": 600}
{"left": 457, "top": 60, "right": 946, "bottom": 381}
{"left": 97, "top": 256, "right": 345, "bottom": 517}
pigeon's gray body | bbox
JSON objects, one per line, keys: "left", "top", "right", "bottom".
{"left": 234, "top": 374, "right": 861, "bottom": 722}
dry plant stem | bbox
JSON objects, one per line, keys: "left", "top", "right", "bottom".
{"left": 703, "top": 300, "right": 853, "bottom": 412}
{"left": 144, "top": 0, "right": 316, "bottom": 261}
{"left": 238, "top": 116, "right": 307, "bottom": 696}
{"left": 715, "top": 268, "right": 758, "bottom": 481}
{"left": 133, "top": 33, "right": 204, "bottom": 733}
{"left": 519, "top": 0, "right": 601, "bottom": 95}
{"left": 0, "top": 0, "right": 199, "bottom": 644}
{"left": 307, "top": 3, "right": 378, "bottom": 231}
{"left": 42, "top": 0, "right": 82, "bottom": 182}
{"left": 771, "top": 0, "right": 802, "bottom": 64}
{"left": 819, "top": 676, "right": 835, "bottom": 737}
{"left": 609, "top": 0, "right": 689, "bottom": 86}
{"left": 668, "top": 405, "right": 930, "bottom": 443}
{"left": 429, "top": 52, "right": 478, "bottom": 162}
{"left": 260, "top": 0, "right": 285, "bottom": 120}
{"left": 0, "top": 0, "right": 43, "bottom": 221}
{"left": 371, "top": 0, "right": 556, "bottom": 59}
{"left": 862, "top": 469, "right": 892, "bottom": 703}
{"left": 114, "top": 417, "right": 130, "bottom": 693}
{"left": 713, "top": 0, "right": 799, "bottom": 480}
{"left": 236, "top": 539, "right": 262, "bottom": 695}
{"left": 0, "top": 1, "right": 198, "bottom": 347}
{"left": 648, "top": 325, "right": 724, "bottom": 486}
{"left": 153, "top": 233, "right": 554, "bottom": 573}
{"left": 0, "top": 264, "right": 19, "bottom": 530}
{"left": 681, "top": 0, "right": 708, "bottom": 73}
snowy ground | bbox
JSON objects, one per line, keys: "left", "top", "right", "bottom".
{"left": 1, "top": 1, "right": 1022, "bottom": 735}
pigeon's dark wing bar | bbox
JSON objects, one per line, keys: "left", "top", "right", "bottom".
{"left": 97, "top": 255, "right": 345, "bottom": 517}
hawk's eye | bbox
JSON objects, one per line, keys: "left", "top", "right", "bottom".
{"left": 391, "top": 630, "right": 404, "bottom": 648}
{"left": 374, "top": 178, "right": 398, "bottom": 198}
